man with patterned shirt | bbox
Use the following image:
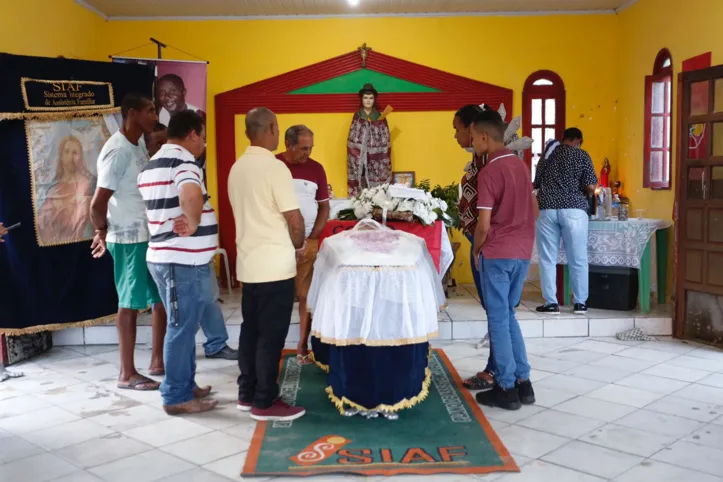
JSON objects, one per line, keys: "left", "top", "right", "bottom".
{"left": 453, "top": 104, "right": 496, "bottom": 391}
{"left": 534, "top": 128, "right": 598, "bottom": 315}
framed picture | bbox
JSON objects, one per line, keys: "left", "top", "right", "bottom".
{"left": 392, "top": 171, "right": 415, "bottom": 188}
{"left": 27, "top": 117, "right": 111, "bottom": 247}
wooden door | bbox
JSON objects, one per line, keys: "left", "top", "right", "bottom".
{"left": 676, "top": 65, "right": 723, "bottom": 345}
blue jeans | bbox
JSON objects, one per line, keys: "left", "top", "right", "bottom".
{"left": 536, "top": 209, "right": 589, "bottom": 305}
{"left": 148, "top": 262, "right": 221, "bottom": 406}
{"left": 202, "top": 263, "right": 229, "bottom": 356}
{"left": 479, "top": 258, "right": 531, "bottom": 390}
{"left": 465, "top": 234, "right": 494, "bottom": 375}
{"left": 151, "top": 261, "right": 228, "bottom": 356}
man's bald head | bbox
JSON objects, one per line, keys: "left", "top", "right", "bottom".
{"left": 245, "top": 107, "right": 279, "bottom": 150}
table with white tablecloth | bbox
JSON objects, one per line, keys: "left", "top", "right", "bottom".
{"left": 531, "top": 218, "right": 673, "bottom": 312}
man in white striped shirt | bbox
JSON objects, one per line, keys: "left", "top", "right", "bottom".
{"left": 138, "top": 110, "right": 219, "bottom": 415}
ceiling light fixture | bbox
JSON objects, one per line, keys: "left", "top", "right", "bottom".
{"left": 348, "top": 0, "right": 360, "bottom": 6}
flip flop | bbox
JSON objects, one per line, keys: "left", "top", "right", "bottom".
{"left": 118, "top": 376, "right": 160, "bottom": 391}
{"left": 296, "top": 354, "right": 314, "bottom": 366}
{"left": 148, "top": 368, "right": 165, "bottom": 376}
{"left": 462, "top": 372, "right": 495, "bottom": 391}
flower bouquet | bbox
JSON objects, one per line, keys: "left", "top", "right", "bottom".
{"left": 337, "top": 183, "right": 453, "bottom": 227}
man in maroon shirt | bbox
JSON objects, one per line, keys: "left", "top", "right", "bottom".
{"left": 276, "top": 126, "right": 330, "bottom": 365}
{"left": 470, "top": 110, "right": 537, "bottom": 411}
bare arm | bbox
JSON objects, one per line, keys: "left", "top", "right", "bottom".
{"left": 173, "top": 183, "right": 205, "bottom": 236}
{"left": 584, "top": 184, "right": 597, "bottom": 197}
{"left": 283, "top": 209, "right": 306, "bottom": 249}
{"left": 532, "top": 192, "right": 540, "bottom": 219}
{"left": 472, "top": 209, "right": 492, "bottom": 261}
{"left": 90, "top": 187, "right": 114, "bottom": 231}
{"left": 308, "top": 201, "right": 330, "bottom": 240}
{"left": 89, "top": 187, "right": 114, "bottom": 257}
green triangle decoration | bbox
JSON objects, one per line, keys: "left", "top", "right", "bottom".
{"left": 289, "top": 69, "right": 440, "bottom": 94}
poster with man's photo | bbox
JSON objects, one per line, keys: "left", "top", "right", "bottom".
{"left": 111, "top": 58, "right": 208, "bottom": 178}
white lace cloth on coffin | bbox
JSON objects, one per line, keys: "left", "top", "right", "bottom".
{"left": 328, "top": 199, "right": 454, "bottom": 276}
{"left": 308, "top": 222, "right": 446, "bottom": 347}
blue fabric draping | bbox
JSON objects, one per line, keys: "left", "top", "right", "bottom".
{"left": 327, "top": 342, "right": 429, "bottom": 409}
{"left": 0, "top": 54, "right": 155, "bottom": 333}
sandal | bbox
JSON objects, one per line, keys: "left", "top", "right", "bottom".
{"left": 148, "top": 368, "right": 165, "bottom": 376}
{"left": 194, "top": 385, "right": 212, "bottom": 399}
{"left": 118, "top": 375, "right": 160, "bottom": 391}
{"left": 462, "top": 372, "right": 495, "bottom": 390}
{"left": 296, "top": 353, "right": 314, "bottom": 366}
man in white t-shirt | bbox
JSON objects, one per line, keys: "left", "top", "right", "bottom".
{"left": 157, "top": 74, "right": 206, "bottom": 128}
{"left": 90, "top": 93, "right": 166, "bottom": 391}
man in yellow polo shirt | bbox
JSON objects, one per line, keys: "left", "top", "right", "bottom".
{"left": 228, "top": 107, "right": 306, "bottom": 422}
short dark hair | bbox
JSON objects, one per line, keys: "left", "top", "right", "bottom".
{"left": 121, "top": 93, "right": 152, "bottom": 120}
{"left": 153, "top": 122, "right": 167, "bottom": 132}
{"left": 158, "top": 73, "right": 185, "bottom": 89}
{"left": 455, "top": 104, "right": 485, "bottom": 127}
{"left": 563, "top": 127, "right": 583, "bottom": 143}
{"left": 167, "top": 110, "right": 204, "bottom": 139}
{"left": 471, "top": 109, "right": 505, "bottom": 142}
{"left": 285, "top": 125, "right": 314, "bottom": 145}
{"left": 245, "top": 107, "right": 276, "bottom": 139}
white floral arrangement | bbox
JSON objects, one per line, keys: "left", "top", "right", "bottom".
{"left": 338, "top": 184, "right": 451, "bottom": 227}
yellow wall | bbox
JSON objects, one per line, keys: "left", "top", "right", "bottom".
{"left": 101, "top": 15, "right": 618, "bottom": 282}
{"left": 617, "top": 0, "right": 723, "bottom": 220}
{"left": 0, "top": 8, "right": 623, "bottom": 283}
{"left": 0, "top": 0, "right": 106, "bottom": 60}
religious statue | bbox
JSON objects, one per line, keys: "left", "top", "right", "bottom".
{"left": 600, "top": 157, "right": 611, "bottom": 188}
{"left": 347, "top": 83, "right": 392, "bottom": 197}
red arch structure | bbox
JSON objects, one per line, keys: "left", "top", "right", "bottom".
{"left": 214, "top": 49, "right": 513, "bottom": 285}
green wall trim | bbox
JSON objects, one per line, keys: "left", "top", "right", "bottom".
{"left": 289, "top": 69, "right": 440, "bottom": 94}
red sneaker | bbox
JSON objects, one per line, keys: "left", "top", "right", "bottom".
{"left": 250, "top": 399, "right": 306, "bottom": 421}
{"left": 237, "top": 401, "right": 252, "bottom": 412}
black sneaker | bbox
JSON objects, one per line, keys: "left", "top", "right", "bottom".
{"left": 573, "top": 303, "right": 588, "bottom": 315}
{"left": 516, "top": 380, "right": 536, "bottom": 405}
{"left": 536, "top": 303, "right": 560, "bottom": 315}
{"left": 475, "top": 385, "right": 522, "bottom": 411}
{"left": 206, "top": 345, "right": 238, "bottom": 360}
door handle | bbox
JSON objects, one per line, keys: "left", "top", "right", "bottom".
{"left": 702, "top": 170, "right": 706, "bottom": 199}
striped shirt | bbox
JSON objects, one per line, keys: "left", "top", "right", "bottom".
{"left": 137, "top": 143, "right": 218, "bottom": 266}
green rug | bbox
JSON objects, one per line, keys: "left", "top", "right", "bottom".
{"left": 242, "top": 349, "right": 519, "bottom": 477}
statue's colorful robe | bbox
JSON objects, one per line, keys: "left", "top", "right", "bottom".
{"left": 346, "top": 109, "right": 391, "bottom": 197}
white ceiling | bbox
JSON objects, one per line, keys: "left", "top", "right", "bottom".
{"left": 76, "top": 0, "right": 636, "bottom": 19}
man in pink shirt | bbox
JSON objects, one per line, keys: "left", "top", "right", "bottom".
{"left": 470, "top": 110, "right": 538, "bottom": 411}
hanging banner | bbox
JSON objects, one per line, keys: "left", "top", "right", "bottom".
{"left": 111, "top": 57, "right": 209, "bottom": 178}
{"left": 111, "top": 58, "right": 207, "bottom": 129}
{"left": 21, "top": 78, "right": 114, "bottom": 111}
{"left": 0, "top": 53, "right": 155, "bottom": 335}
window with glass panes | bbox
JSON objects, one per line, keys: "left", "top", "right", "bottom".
{"left": 644, "top": 49, "right": 673, "bottom": 189}
{"left": 522, "top": 71, "right": 566, "bottom": 179}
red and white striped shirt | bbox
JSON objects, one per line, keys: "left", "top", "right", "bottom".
{"left": 137, "top": 143, "right": 218, "bottom": 266}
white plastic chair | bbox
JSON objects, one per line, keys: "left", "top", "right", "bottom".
{"left": 215, "top": 248, "right": 232, "bottom": 295}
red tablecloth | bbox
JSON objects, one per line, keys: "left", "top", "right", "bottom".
{"left": 318, "top": 220, "right": 443, "bottom": 272}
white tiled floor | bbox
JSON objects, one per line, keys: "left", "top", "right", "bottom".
{"left": 51, "top": 283, "right": 674, "bottom": 347}
{"left": 2, "top": 337, "right": 723, "bottom": 481}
